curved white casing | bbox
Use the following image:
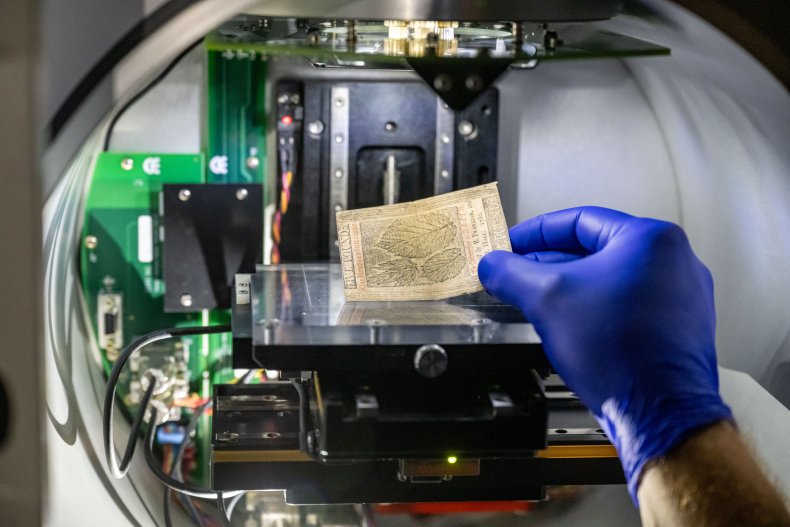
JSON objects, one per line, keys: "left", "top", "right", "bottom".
{"left": 41, "top": 0, "right": 790, "bottom": 524}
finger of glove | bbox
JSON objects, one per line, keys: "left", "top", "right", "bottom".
{"left": 510, "top": 207, "right": 634, "bottom": 255}
{"left": 478, "top": 250, "right": 558, "bottom": 314}
{"left": 523, "top": 251, "right": 584, "bottom": 264}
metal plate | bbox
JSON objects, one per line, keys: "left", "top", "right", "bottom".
{"left": 243, "top": 0, "right": 624, "bottom": 22}
{"left": 206, "top": 18, "right": 669, "bottom": 64}
{"left": 163, "top": 183, "right": 263, "bottom": 311}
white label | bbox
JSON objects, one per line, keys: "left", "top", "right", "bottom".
{"left": 137, "top": 215, "right": 154, "bottom": 263}
{"left": 235, "top": 274, "right": 252, "bottom": 305}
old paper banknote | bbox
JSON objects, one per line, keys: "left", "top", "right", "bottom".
{"left": 336, "top": 182, "right": 511, "bottom": 301}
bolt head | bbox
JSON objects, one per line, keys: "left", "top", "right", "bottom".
{"left": 433, "top": 74, "right": 452, "bottom": 92}
{"left": 245, "top": 156, "right": 259, "bottom": 170}
{"left": 458, "top": 120, "right": 475, "bottom": 137}
{"left": 465, "top": 74, "right": 484, "bottom": 92}
{"left": 84, "top": 235, "right": 98, "bottom": 249}
{"left": 307, "top": 120, "right": 325, "bottom": 135}
{"left": 120, "top": 158, "right": 134, "bottom": 171}
{"left": 236, "top": 188, "right": 249, "bottom": 200}
{"left": 178, "top": 189, "right": 191, "bottom": 202}
{"left": 180, "top": 294, "right": 193, "bottom": 307}
{"left": 216, "top": 431, "right": 239, "bottom": 443}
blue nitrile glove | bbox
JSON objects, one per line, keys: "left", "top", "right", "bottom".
{"left": 478, "top": 207, "right": 732, "bottom": 504}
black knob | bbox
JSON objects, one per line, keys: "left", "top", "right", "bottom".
{"left": 414, "top": 344, "right": 448, "bottom": 378}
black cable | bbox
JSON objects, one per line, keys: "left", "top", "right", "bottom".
{"left": 290, "top": 379, "right": 311, "bottom": 456}
{"left": 102, "top": 38, "right": 203, "bottom": 151}
{"left": 164, "top": 400, "right": 212, "bottom": 527}
{"left": 103, "top": 325, "right": 231, "bottom": 480}
{"left": 145, "top": 405, "right": 243, "bottom": 499}
{"left": 291, "top": 378, "right": 369, "bottom": 466}
{"left": 118, "top": 372, "right": 158, "bottom": 475}
{"left": 163, "top": 371, "right": 256, "bottom": 525}
{"left": 216, "top": 492, "right": 231, "bottom": 527}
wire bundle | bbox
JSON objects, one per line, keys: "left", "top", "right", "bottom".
{"left": 101, "top": 325, "right": 238, "bottom": 526}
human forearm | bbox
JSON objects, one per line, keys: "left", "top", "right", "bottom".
{"left": 638, "top": 420, "right": 790, "bottom": 527}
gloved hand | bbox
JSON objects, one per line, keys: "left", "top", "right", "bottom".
{"left": 478, "top": 207, "right": 732, "bottom": 503}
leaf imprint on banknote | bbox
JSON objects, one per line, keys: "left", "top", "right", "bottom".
{"left": 336, "top": 182, "right": 511, "bottom": 301}
{"left": 368, "top": 212, "right": 466, "bottom": 287}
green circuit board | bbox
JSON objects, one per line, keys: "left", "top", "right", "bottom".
{"left": 80, "top": 152, "right": 237, "bottom": 482}
{"left": 80, "top": 41, "right": 269, "bottom": 486}
{"left": 206, "top": 47, "right": 268, "bottom": 185}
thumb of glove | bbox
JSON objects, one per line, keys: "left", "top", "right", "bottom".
{"left": 478, "top": 250, "right": 559, "bottom": 319}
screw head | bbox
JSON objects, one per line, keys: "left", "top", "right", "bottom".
{"left": 384, "top": 121, "right": 397, "bottom": 132}
{"left": 84, "top": 235, "right": 98, "bottom": 249}
{"left": 334, "top": 134, "right": 344, "bottom": 143}
{"left": 307, "top": 120, "right": 325, "bottom": 135}
{"left": 120, "top": 158, "right": 134, "bottom": 171}
{"left": 178, "top": 189, "right": 191, "bottom": 202}
{"left": 334, "top": 169, "right": 344, "bottom": 178}
{"left": 236, "top": 188, "right": 249, "bottom": 200}
{"left": 334, "top": 203, "right": 343, "bottom": 212}
{"left": 458, "top": 120, "right": 475, "bottom": 137}
{"left": 441, "top": 170, "right": 450, "bottom": 179}
{"left": 465, "top": 74, "right": 484, "bottom": 92}
{"left": 334, "top": 97, "right": 345, "bottom": 107}
{"left": 180, "top": 294, "right": 193, "bottom": 307}
{"left": 433, "top": 74, "right": 452, "bottom": 92}
{"left": 216, "top": 431, "right": 239, "bottom": 443}
{"left": 245, "top": 156, "right": 259, "bottom": 170}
